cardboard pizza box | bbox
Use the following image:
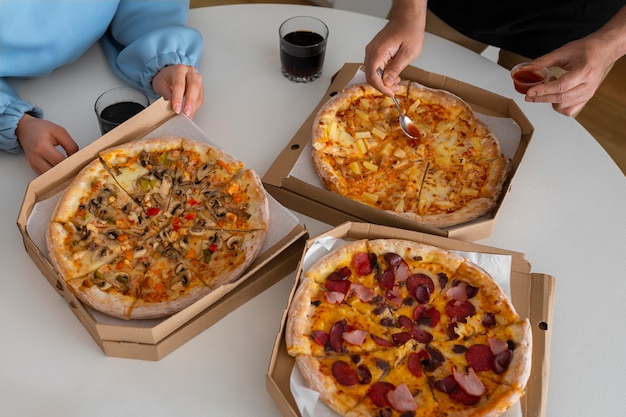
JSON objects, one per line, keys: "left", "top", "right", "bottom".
{"left": 17, "top": 98, "right": 309, "bottom": 361}
{"left": 262, "top": 63, "right": 534, "bottom": 242}
{"left": 266, "top": 222, "right": 555, "bottom": 417}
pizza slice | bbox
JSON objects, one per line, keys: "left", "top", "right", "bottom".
{"left": 50, "top": 159, "right": 150, "bottom": 231}
{"left": 420, "top": 320, "right": 531, "bottom": 416}
{"left": 98, "top": 137, "right": 184, "bottom": 229}
{"left": 428, "top": 259, "right": 519, "bottom": 342}
{"left": 346, "top": 343, "right": 438, "bottom": 417}
{"left": 286, "top": 275, "right": 400, "bottom": 357}
{"left": 295, "top": 342, "right": 412, "bottom": 416}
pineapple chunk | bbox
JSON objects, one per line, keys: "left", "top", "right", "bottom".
{"left": 362, "top": 160, "right": 379, "bottom": 172}
{"left": 355, "top": 109, "right": 370, "bottom": 122}
{"left": 393, "top": 148, "right": 406, "bottom": 159}
{"left": 372, "top": 127, "right": 387, "bottom": 139}
{"left": 338, "top": 130, "right": 355, "bottom": 146}
{"left": 435, "top": 154, "right": 451, "bottom": 167}
{"left": 471, "top": 136, "right": 482, "bottom": 150}
{"left": 408, "top": 98, "right": 421, "bottom": 113}
{"left": 355, "top": 131, "right": 372, "bottom": 140}
{"left": 362, "top": 192, "right": 379, "bottom": 203}
{"left": 461, "top": 188, "right": 480, "bottom": 197}
{"left": 348, "top": 161, "right": 362, "bottom": 175}
{"left": 355, "top": 138, "right": 368, "bottom": 154}
{"left": 381, "top": 143, "right": 394, "bottom": 156}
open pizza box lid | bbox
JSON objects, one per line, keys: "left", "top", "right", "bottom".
{"left": 262, "top": 63, "right": 534, "bottom": 242}
{"left": 17, "top": 98, "right": 309, "bottom": 361}
{"left": 266, "top": 222, "right": 555, "bottom": 417}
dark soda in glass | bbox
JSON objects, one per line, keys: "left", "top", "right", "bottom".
{"left": 280, "top": 30, "right": 326, "bottom": 82}
{"left": 98, "top": 101, "right": 145, "bottom": 133}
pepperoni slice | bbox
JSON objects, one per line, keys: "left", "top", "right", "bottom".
{"left": 445, "top": 299, "right": 476, "bottom": 322}
{"left": 324, "top": 278, "right": 351, "bottom": 294}
{"left": 414, "top": 306, "right": 440, "bottom": 327}
{"left": 331, "top": 360, "right": 359, "bottom": 386}
{"left": 311, "top": 330, "right": 329, "bottom": 347}
{"left": 407, "top": 352, "right": 423, "bottom": 377}
{"left": 371, "top": 334, "right": 394, "bottom": 347}
{"left": 378, "top": 269, "right": 395, "bottom": 290}
{"left": 411, "top": 324, "right": 434, "bottom": 344}
{"left": 383, "top": 252, "right": 402, "bottom": 266}
{"left": 466, "top": 344, "right": 494, "bottom": 372}
{"left": 397, "top": 315, "right": 413, "bottom": 329}
{"left": 327, "top": 266, "right": 351, "bottom": 281}
{"left": 367, "top": 381, "right": 395, "bottom": 407}
{"left": 329, "top": 320, "right": 346, "bottom": 352}
{"left": 352, "top": 252, "right": 373, "bottom": 275}
{"left": 407, "top": 273, "right": 435, "bottom": 303}
{"left": 392, "top": 331, "right": 412, "bottom": 346}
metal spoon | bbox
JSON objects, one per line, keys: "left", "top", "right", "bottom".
{"left": 376, "top": 68, "right": 420, "bottom": 140}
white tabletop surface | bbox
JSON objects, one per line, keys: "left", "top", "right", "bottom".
{"left": 2, "top": 5, "right": 625, "bottom": 417}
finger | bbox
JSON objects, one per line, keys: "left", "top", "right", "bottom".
{"left": 182, "top": 70, "right": 204, "bottom": 119}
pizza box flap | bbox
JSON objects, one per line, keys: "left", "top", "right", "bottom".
{"left": 266, "top": 222, "right": 555, "bottom": 417}
{"left": 263, "top": 63, "right": 534, "bottom": 242}
{"left": 17, "top": 101, "right": 310, "bottom": 360}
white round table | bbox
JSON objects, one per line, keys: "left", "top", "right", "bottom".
{"left": 2, "top": 5, "right": 625, "bottom": 417}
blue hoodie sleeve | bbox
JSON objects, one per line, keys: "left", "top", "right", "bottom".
{"left": 0, "top": 80, "right": 44, "bottom": 153}
{"left": 99, "top": 0, "right": 203, "bottom": 98}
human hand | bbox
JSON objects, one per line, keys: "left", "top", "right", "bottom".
{"left": 16, "top": 114, "right": 79, "bottom": 175}
{"left": 152, "top": 64, "right": 204, "bottom": 119}
{"left": 364, "top": 0, "right": 427, "bottom": 96}
{"left": 525, "top": 38, "right": 614, "bottom": 116}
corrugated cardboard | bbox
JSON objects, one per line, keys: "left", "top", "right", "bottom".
{"left": 267, "top": 222, "right": 555, "bottom": 417}
{"left": 17, "top": 98, "right": 308, "bottom": 360}
{"left": 263, "top": 63, "right": 534, "bottom": 241}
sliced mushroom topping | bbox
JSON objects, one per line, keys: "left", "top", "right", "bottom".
{"left": 91, "top": 246, "right": 113, "bottom": 262}
{"left": 162, "top": 246, "right": 180, "bottom": 262}
{"left": 226, "top": 235, "right": 243, "bottom": 250}
{"left": 196, "top": 162, "right": 214, "bottom": 182}
{"left": 169, "top": 263, "right": 191, "bottom": 288}
{"left": 189, "top": 226, "right": 204, "bottom": 236}
{"left": 106, "top": 230, "right": 119, "bottom": 240}
{"left": 133, "top": 246, "right": 147, "bottom": 258}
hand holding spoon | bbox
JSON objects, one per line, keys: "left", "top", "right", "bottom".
{"left": 376, "top": 68, "right": 420, "bottom": 141}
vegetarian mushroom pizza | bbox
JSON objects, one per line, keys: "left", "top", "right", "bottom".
{"left": 311, "top": 82, "right": 510, "bottom": 228}
{"left": 286, "top": 239, "right": 531, "bottom": 417}
{"left": 47, "top": 137, "right": 269, "bottom": 320}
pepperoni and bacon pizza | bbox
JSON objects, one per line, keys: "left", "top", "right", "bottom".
{"left": 286, "top": 239, "right": 531, "bottom": 417}
{"left": 311, "top": 82, "right": 510, "bottom": 228}
{"left": 47, "top": 137, "right": 269, "bottom": 320}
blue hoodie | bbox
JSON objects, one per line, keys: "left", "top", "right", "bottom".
{"left": 0, "top": 0, "right": 203, "bottom": 153}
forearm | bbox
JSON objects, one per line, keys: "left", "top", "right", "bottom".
{"left": 587, "top": 5, "right": 626, "bottom": 63}
{"left": 389, "top": 0, "right": 428, "bottom": 27}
